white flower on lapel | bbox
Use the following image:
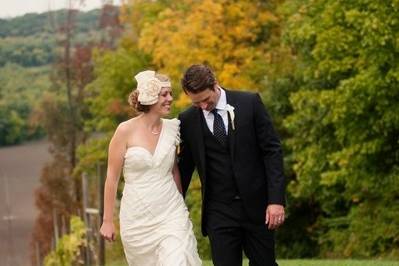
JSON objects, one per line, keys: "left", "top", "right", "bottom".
{"left": 225, "top": 104, "right": 235, "bottom": 130}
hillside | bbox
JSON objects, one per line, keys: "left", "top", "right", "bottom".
{"left": 0, "top": 5, "right": 121, "bottom": 146}
{"left": 0, "top": 7, "right": 119, "bottom": 67}
{"left": 0, "top": 9, "right": 101, "bottom": 37}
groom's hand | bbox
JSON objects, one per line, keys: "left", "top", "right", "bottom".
{"left": 265, "top": 204, "right": 285, "bottom": 230}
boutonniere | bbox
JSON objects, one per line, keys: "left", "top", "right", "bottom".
{"left": 225, "top": 104, "right": 235, "bottom": 130}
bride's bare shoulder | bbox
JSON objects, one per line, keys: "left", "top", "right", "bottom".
{"left": 115, "top": 117, "right": 140, "bottom": 136}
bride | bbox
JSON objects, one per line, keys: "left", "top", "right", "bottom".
{"left": 100, "top": 70, "right": 201, "bottom": 266}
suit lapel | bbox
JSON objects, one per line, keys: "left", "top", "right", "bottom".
{"left": 192, "top": 108, "right": 206, "bottom": 176}
{"left": 225, "top": 90, "right": 236, "bottom": 161}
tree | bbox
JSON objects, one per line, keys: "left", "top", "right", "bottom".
{"left": 283, "top": 0, "right": 399, "bottom": 258}
{"left": 0, "top": 63, "right": 49, "bottom": 145}
{"left": 121, "top": 0, "right": 282, "bottom": 108}
{"left": 32, "top": 154, "right": 76, "bottom": 263}
{"left": 31, "top": 1, "right": 95, "bottom": 263}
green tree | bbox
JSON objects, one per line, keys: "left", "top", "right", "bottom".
{"left": 0, "top": 63, "right": 49, "bottom": 145}
{"left": 283, "top": 0, "right": 399, "bottom": 258}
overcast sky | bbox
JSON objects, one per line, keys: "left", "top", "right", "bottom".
{"left": 0, "top": 0, "right": 122, "bottom": 18}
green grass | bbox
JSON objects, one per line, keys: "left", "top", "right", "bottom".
{"left": 108, "top": 259, "right": 399, "bottom": 266}
{"left": 274, "top": 260, "right": 399, "bottom": 266}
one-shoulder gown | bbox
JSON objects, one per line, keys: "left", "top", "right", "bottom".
{"left": 119, "top": 118, "right": 201, "bottom": 266}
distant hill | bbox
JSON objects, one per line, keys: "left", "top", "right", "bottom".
{"left": 0, "top": 9, "right": 100, "bottom": 37}
{"left": 0, "top": 5, "right": 121, "bottom": 146}
{"left": 0, "top": 6, "right": 120, "bottom": 67}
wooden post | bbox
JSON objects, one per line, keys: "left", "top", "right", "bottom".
{"left": 35, "top": 242, "right": 41, "bottom": 266}
{"left": 3, "top": 175, "right": 15, "bottom": 266}
{"left": 52, "top": 208, "right": 59, "bottom": 245}
{"left": 97, "top": 163, "right": 105, "bottom": 266}
{"left": 82, "top": 172, "right": 91, "bottom": 265}
{"left": 61, "top": 215, "right": 66, "bottom": 236}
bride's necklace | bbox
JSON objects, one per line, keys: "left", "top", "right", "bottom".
{"left": 151, "top": 129, "right": 160, "bottom": 135}
{"left": 149, "top": 121, "right": 162, "bottom": 135}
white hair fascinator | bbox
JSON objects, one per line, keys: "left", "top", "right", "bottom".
{"left": 134, "top": 70, "right": 171, "bottom": 105}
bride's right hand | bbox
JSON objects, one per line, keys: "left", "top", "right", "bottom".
{"left": 100, "top": 221, "right": 116, "bottom": 242}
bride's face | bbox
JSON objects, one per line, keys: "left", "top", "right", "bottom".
{"left": 150, "top": 87, "right": 173, "bottom": 116}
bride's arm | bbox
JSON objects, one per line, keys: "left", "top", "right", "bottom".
{"left": 172, "top": 157, "right": 183, "bottom": 195}
{"left": 100, "top": 124, "right": 127, "bottom": 241}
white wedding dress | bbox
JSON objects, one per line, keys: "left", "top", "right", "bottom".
{"left": 119, "top": 118, "right": 201, "bottom": 266}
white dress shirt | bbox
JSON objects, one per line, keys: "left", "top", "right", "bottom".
{"left": 202, "top": 87, "right": 229, "bottom": 134}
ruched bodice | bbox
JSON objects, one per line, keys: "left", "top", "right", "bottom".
{"left": 119, "top": 118, "right": 201, "bottom": 266}
{"left": 123, "top": 118, "right": 179, "bottom": 183}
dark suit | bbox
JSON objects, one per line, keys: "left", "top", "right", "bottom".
{"left": 178, "top": 89, "right": 285, "bottom": 266}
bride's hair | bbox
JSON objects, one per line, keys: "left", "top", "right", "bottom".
{"left": 128, "top": 72, "right": 170, "bottom": 113}
{"left": 128, "top": 90, "right": 149, "bottom": 113}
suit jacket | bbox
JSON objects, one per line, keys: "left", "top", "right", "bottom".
{"left": 178, "top": 89, "right": 285, "bottom": 235}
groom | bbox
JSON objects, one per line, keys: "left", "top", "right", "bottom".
{"left": 178, "top": 64, "right": 286, "bottom": 266}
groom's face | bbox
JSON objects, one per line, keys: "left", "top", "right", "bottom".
{"left": 186, "top": 86, "right": 220, "bottom": 111}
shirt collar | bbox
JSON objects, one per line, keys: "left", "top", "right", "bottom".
{"left": 203, "top": 86, "right": 227, "bottom": 117}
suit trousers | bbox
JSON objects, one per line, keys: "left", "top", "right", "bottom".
{"left": 205, "top": 199, "right": 278, "bottom": 266}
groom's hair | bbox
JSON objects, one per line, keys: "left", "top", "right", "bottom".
{"left": 181, "top": 64, "right": 217, "bottom": 94}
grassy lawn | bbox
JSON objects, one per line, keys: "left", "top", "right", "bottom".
{"left": 273, "top": 260, "right": 399, "bottom": 266}
{"left": 108, "top": 259, "right": 399, "bottom": 266}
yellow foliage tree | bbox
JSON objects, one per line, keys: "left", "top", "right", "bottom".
{"left": 44, "top": 216, "right": 86, "bottom": 266}
{"left": 123, "top": 0, "right": 282, "bottom": 108}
